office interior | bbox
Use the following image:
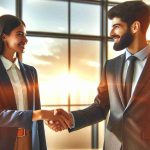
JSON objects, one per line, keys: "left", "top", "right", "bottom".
{"left": 0, "top": 0, "right": 150, "bottom": 149}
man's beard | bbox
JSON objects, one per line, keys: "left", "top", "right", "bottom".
{"left": 113, "top": 30, "right": 134, "bottom": 51}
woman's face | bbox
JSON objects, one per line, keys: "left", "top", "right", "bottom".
{"left": 2, "top": 24, "right": 28, "bottom": 54}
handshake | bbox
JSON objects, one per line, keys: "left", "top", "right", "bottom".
{"left": 32, "top": 109, "right": 73, "bottom": 132}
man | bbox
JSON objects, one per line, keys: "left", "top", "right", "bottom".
{"left": 48, "top": 1, "right": 150, "bottom": 150}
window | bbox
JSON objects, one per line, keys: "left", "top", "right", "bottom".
{"left": 22, "top": 0, "right": 102, "bottom": 149}
{"left": 71, "top": 40, "right": 100, "bottom": 104}
{"left": 71, "top": 3, "right": 101, "bottom": 35}
{"left": 0, "top": 0, "right": 15, "bottom": 15}
{"left": 23, "top": 0, "right": 68, "bottom": 33}
{"left": 23, "top": 37, "right": 68, "bottom": 105}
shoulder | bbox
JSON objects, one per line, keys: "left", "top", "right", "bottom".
{"left": 106, "top": 53, "right": 125, "bottom": 66}
{"left": 21, "top": 62, "right": 37, "bottom": 73}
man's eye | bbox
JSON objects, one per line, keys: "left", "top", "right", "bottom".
{"left": 115, "top": 25, "right": 119, "bottom": 29}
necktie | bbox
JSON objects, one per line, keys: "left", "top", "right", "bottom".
{"left": 124, "top": 56, "right": 137, "bottom": 106}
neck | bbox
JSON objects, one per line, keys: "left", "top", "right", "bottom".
{"left": 2, "top": 50, "right": 16, "bottom": 63}
{"left": 127, "top": 34, "right": 147, "bottom": 54}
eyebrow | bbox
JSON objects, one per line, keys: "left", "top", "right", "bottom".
{"left": 112, "top": 23, "right": 121, "bottom": 27}
{"left": 17, "top": 31, "right": 24, "bottom": 33}
{"left": 16, "top": 31, "right": 26, "bottom": 34}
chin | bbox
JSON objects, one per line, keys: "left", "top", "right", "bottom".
{"left": 19, "top": 49, "right": 25, "bottom": 53}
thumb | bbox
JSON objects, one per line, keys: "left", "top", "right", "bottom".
{"left": 54, "top": 109, "right": 58, "bottom": 116}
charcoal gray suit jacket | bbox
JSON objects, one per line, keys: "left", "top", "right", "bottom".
{"left": 70, "top": 53, "right": 150, "bottom": 150}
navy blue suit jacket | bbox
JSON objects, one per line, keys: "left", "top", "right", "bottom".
{"left": 0, "top": 59, "right": 47, "bottom": 150}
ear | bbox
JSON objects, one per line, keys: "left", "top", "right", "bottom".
{"left": 130, "top": 21, "right": 141, "bottom": 34}
{"left": 1, "top": 33, "right": 7, "bottom": 42}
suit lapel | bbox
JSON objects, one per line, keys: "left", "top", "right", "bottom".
{"left": 131, "top": 55, "right": 150, "bottom": 102}
{"left": 115, "top": 54, "right": 126, "bottom": 108}
{"left": 0, "top": 59, "right": 16, "bottom": 109}
{"left": 19, "top": 62, "right": 33, "bottom": 110}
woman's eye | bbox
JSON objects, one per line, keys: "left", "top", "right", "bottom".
{"left": 18, "top": 33, "right": 23, "bottom": 36}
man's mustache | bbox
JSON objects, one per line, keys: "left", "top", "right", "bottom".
{"left": 111, "top": 34, "right": 120, "bottom": 39}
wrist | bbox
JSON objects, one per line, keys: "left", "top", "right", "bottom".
{"left": 41, "top": 110, "right": 54, "bottom": 121}
{"left": 69, "top": 113, "right": 73, "bottom": 126}
{"left": 32, "top": 110, "right": 42, "bottom": 121}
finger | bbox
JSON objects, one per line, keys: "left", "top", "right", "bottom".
{"left": 48, "top": 121, "right": 61, "bottom": 129}
{"left": 62, "top": 110, "right": 70, "bottom": 120}
{"left": 55, "top": 109, "right": 70, "bottom": 120}
{"left": 57, "top": 115, "right": 71, "bottom": 129}
{"left": 48, "top": 120, "right": 54, "bottom": 124}
{"left": 58, "top": 114, "right": 72, "bottom": 128}
{"left": 47, "top": 122, "right": 62, "bottom": 132}
{"left": 44, "top": 120, "right": 49, "bottom": 125}
{"left": 54, "top": 109, "right": 58, "bottom": 116}
{"left": 56, "top": 116, "right": 69, "bottom": 130}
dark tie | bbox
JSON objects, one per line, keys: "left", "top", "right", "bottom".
{"left": 124, "top": 56, "right": 137, "bottom": 106}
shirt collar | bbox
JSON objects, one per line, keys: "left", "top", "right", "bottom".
{"left": 0, "top": 56, "right": 20, "bottom": 70}
{"left": 125, "top": 44, "right": 150, "bottom": 61}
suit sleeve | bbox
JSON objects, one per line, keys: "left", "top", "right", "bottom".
{"left": 69, "top": 61, "right": 110, "bottom": 132}
{"left": 0, "top": 110, "right": 33, "bottom": 129}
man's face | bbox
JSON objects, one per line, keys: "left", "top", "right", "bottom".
{"left": 110, "top": 17, "right": 133, "bottom": 51}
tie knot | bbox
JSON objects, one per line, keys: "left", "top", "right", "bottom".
{"left": 128, "top": 55, "right": 137, "bottom": 62}
{"left": 11, "top": 64, "right": 16, "bottom": 69}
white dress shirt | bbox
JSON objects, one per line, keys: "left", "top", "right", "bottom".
{"left": 123, "top": 45, "right": 150, "bottom": 98}
{"left": 1, "top": 56, "right": 28, "bottom": 110}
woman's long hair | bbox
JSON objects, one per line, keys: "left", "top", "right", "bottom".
{"left": 0, "top": 15, "right": 25, "bottom": 55}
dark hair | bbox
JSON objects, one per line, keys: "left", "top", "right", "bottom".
{"left": 0, "top": 14, "right": 25, "bottom": 54}
{"left": 108, "top": 1, "right": 150, "bottom": 34}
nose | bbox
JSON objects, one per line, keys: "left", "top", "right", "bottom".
{"left": 24, "top": 36, "right": 28, "bottom": 44}
{"left": 110, "top": 28, "right": 114, "bottom": 38}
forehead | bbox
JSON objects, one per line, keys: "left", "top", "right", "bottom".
{"left": 12, "top": 24, "right": 26, "bottom": 32}
{"left": 111, "top": 17, "right": 127, "bottom": 27}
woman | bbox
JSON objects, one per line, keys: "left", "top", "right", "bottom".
{"left": 0, "top": 15, "right": 70, "bottom": 150}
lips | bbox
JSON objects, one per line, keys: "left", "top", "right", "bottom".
{"left": 112, "top": 35, "right": 120, "bottom": 43}
{"left": 18, "top": 43, "right": 26, "bottom": 49}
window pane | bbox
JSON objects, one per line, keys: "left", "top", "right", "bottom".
{"left": 70, "top": 40, "right": 100, "bottom": 104}
{"left": 23, "top": 37, "right": 68, "bottom": 105}
{"left": 140, "top": 0, "right": 150, "bottom": 4}
{"left": 108, "top": 41, "right": 125, "bottom": 60}
{"left": 107, "top": 6, "right": 113, "bottom": 36}
{"left": 22, "top": 0, "right": 68, "bottom": 33}
{"left": 71, "top": 3, "right": 101, "bottom": 35}
{"left": 43, "top": 106, "right": 91, "bottom": 149}
{"left": 0, "top": 0, "right": 15, "bottom": 15}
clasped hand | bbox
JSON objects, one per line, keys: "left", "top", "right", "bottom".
{"left": 44, "top": 109, "right": 73, "bottom": 132}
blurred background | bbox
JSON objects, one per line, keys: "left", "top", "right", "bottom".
{"left": 0, "top": 0, "right": 149, "bottom": 149}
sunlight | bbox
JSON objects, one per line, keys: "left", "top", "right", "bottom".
{"left": 39, "top": 72, "right": 98, "bottom": 105}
